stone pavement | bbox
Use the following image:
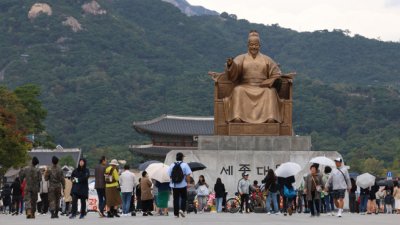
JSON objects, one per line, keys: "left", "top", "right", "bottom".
{"left": 1, "top": 212, "right": 399, "bottom": 225}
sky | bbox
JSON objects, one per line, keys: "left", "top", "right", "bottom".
{"left": 186, "top": 0, "right": 400, "bottom": 42}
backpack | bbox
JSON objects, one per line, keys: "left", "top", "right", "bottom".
{"left": 104, "top": 168, "right": 115, "bottom": 184}
{"left": 284, "top": 185, "right": 296, "bottom": 199}
{"left": 171, "top": 162, "right": 184, "bottom": 184}
{"left": 2, "top": 188, "right": 11, "bottom": 199}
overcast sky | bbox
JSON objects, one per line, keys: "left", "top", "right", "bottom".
{"left": 186, "top": 0, "right": 400, "bottom": 42}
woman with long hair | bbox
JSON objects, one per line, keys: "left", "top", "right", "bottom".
{"left": 393, "top": 181, "right": 400, "bottom": 214}
{"left": 195, "top": 175, "right": 209, "bottom": 213}
{"left": 214, "top": 178, "right": 225, "bottom": 213}
{"left": 262, "top": 169, "right": 279, "bottom": 215}
{"left": 69, "top": 159, "right": 90, "bottom": 219}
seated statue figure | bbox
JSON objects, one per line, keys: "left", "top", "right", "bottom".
{"left": 224, "top": 30, "right": 284, "bottom": 124}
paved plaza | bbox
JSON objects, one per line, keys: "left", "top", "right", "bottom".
{"left": 1, "top": 212, "right": 399, "bottom": 225}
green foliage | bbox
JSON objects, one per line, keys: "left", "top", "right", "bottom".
{"left": 0, "top": 88, "right": 32, "bottom": 178}
{"left": 13, "top": 84, "right": 55, "bottom": 148}
{"left": 1, "top": 0, "right": 400, "bottom": 169}
{"left": 59, "top": 155, "right": 76, "bottom": 167}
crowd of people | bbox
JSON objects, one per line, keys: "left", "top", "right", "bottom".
{"left": 1, "top": 154, "right": 400, "bottom": 219}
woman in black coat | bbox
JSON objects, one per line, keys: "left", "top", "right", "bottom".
{"left": 214, "top": 178, "right": 226, "bottom": 213}
{"left": 10, "top": 177, "right": 22, "bottom": 215}
{"left": 69, "top": 158, "right": 90, "bottom": 219}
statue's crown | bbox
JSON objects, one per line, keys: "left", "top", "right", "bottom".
{"left": 249, "top": 30, "right": 259, "bottom": 38}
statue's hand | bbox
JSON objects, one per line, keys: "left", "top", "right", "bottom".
{"left": 227, "top": 57, "right": 233, "bottom": 67}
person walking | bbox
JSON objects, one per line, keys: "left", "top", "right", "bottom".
{"left": 136, "top": 178, "right": 142, "bottom": 214}
{"left": 119, "top": 165, "right": 137, "bottom": 217}
{"left": 360, "top": 186, "right": 370, "bottom": 215}
{"left": 20, "top": 179, "right": 26, "bottom": 215}
{"left": 278, "top": 175, "right": 296, "bottom": 216}
{"left": 238, "top": 172, "right": 254, "bottom": 214}
{"left": 104, "top": 159, "right": 123, "bottom": 218}
{"left": 140, "top": 171, "right": 154, "bottom": 216}
{"left": 305, "top": 165, "right": 324, "bottom": 217}
{"left": 262, "top": 169, "right": 280, "bottom": 215}
{"left": 214, "top": 178, "right": 225, "bottom": 213}
{"left": 45, "top": 156, "right": 65, "bottom": 219}
{"left": 19, "top": 157, "right": 42, "bottom": 219}
{"left": 195, "top": 175, "right": 209, "bottom": 214}
{"left": 167, "top": 152, "right": 192, "bottom": 218}
{"left": 298, "top": 174, "right": 309, "bottom": 213}
{"left": 393, "top": 181, "right": 400, "bottom": 214}
{"left": 95, "top": 156, "right": 107, "bottom": 218}
{"left": 10, "top": 177, "right": 22, "bottom": 215}
{"left": 38, "top": 169, "right": 50, "bottom": 216}
{"left": 324, "top": 158, "right": 352, "bottom": 217}
{"left": 349, "top": 178, "right": 358, "bottom": 214}
{"left": 151, "top": 178, "right": 160, "bottom": 215}
{"left": 69, "top": 159, "right": 90, "bottom": 219}
{"left": 0, "top": 184, "right": 12, "bottom": 214}
{"left": 155, "top": 180, "right": 171, "bottom": 216}
{"left": 322, "top": 166, "right": 334, "bottom": 216}
{"left": 63, "top": 172, "right": 73, "bottom": 216}
{"left": 368, "top": 183, "right": 378, "bottom": 214}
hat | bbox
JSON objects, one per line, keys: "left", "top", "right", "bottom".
{"left": 177, "top": 152, "right": 185, "bottom": 158}
{"left": 303, "top": 174, "right": 307, "bottom": 178}
{"left": 334, "top": 158, "right": 343, "bottom": 162}
{"left": 243, "top": 172, "right": 249, "bottom": 176}
{"left": 109, "top": 159, "right": 119, "bottom": 166}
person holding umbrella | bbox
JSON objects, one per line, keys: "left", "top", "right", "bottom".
{"left": 324, "top": 158, "right": 352, "bottom": 218}
{"left": 305, "top": 164, "right": 324, "bottom": 217}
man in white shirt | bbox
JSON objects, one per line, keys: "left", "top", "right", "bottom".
{"left": 119, "top": 165, "right": 138, "bottom": 216}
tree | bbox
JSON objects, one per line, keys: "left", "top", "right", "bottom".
{"left": 12, "top": 85, "right": 55, "bottom": 149}
{"left": 0, "top": 89, "right": 32, "bottom": 182}
{"left": 363, "top": 158, "right": 384, "bottom": 176}
{"left": 59, "top": 155, "right": 76, "bottom": 167}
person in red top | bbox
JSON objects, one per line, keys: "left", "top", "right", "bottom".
{"left": 20, "top": 176, "right": 26, "bottom": 215}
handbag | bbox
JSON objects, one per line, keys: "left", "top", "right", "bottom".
{"left": 262, "top": 184, "right": 272, "bottom": 197}
{"left": 312, "top": 176, "right": 322, "bottom": 193}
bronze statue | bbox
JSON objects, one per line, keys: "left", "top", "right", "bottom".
{"left": 209, "top": 30, "right": 296, "bottom": 136}
{"left": 224, "top": 30, "right": 284, "bottom": 124}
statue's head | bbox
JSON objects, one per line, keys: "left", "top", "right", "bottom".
{"left": 247, "top": 30, "right": 260, "bottom": 56}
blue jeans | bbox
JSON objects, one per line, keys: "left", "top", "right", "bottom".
{"left": 20, "top": 197, "right": 25, "bottom": 214}
{"left": 266, "top": 192, "right": 279, "bottom": 213}
{"left": 324, "top": 194, "right": 332, "bottom": 212}
{"left": 121, "top": 192, "right": 132, "bottom": 214}
{"left": 360, "top": 195, "right": 369, "bottom": 212}
{"left": 215, "top": 197, "right": 223, "bottom": 212}
{"left": 96, "top": 188, "right": 106, "bottom": 213}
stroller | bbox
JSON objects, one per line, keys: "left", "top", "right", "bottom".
{"left": 186, "top": 192, "right": 197, "bottom": 214}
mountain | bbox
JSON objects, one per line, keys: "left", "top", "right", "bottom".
{"left": 1, "top": 0, "right": 400, "bottom": 171}
{"left": 161, "top": 0, "right": 219, "bottom": 16}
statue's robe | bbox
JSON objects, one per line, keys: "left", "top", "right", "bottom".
{"left": 224, "top": 52, "right": 285, "bottom": 123}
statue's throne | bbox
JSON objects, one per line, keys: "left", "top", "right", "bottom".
{"left": 209, "top": 67, "right": 296, "bottom": 136}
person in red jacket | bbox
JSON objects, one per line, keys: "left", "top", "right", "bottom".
{"left": 20, "top": 178, "right": 26, "bottom": 215}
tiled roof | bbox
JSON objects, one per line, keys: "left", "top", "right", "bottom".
{"left": 128, "top": 144, "right": 196, "bottom": 156}
{"left": 133, "top": 114, "right": 214, "bottom": 136}
{"left": 29, "top": 148, "right": 82, "bottom": 168}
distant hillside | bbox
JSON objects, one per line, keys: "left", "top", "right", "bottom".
{"left": 161, "top": 0, "right": 219, "bottom": 16}
{"left": 1, "top": 0, "right": 400, "bottom": 171}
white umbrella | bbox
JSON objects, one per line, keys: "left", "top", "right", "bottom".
{"left": 356, "top": 173, "right": 376, "bottom": 189}
{"left": 309, "top": 156, "right": 336, "bottom": 167}
{"left": 146, "top": 163, "right": 171, "bottom": 183}
{"left": 275, "top": 162, "right": 301, "bottom": 178}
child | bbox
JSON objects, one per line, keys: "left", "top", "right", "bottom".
{"left": 253, "top": 188, "right": 262, "bottom": 199}
{"left": 385, "top": 191, "right": 394, "bottom": 214}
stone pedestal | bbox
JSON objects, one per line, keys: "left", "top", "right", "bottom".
{"left": 165, "top": 135, "right": 349, "bottom": 209}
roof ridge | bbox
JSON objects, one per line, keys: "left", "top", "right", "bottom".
{"left": 133, "top": 114, "right": 213, "bottom": 126}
